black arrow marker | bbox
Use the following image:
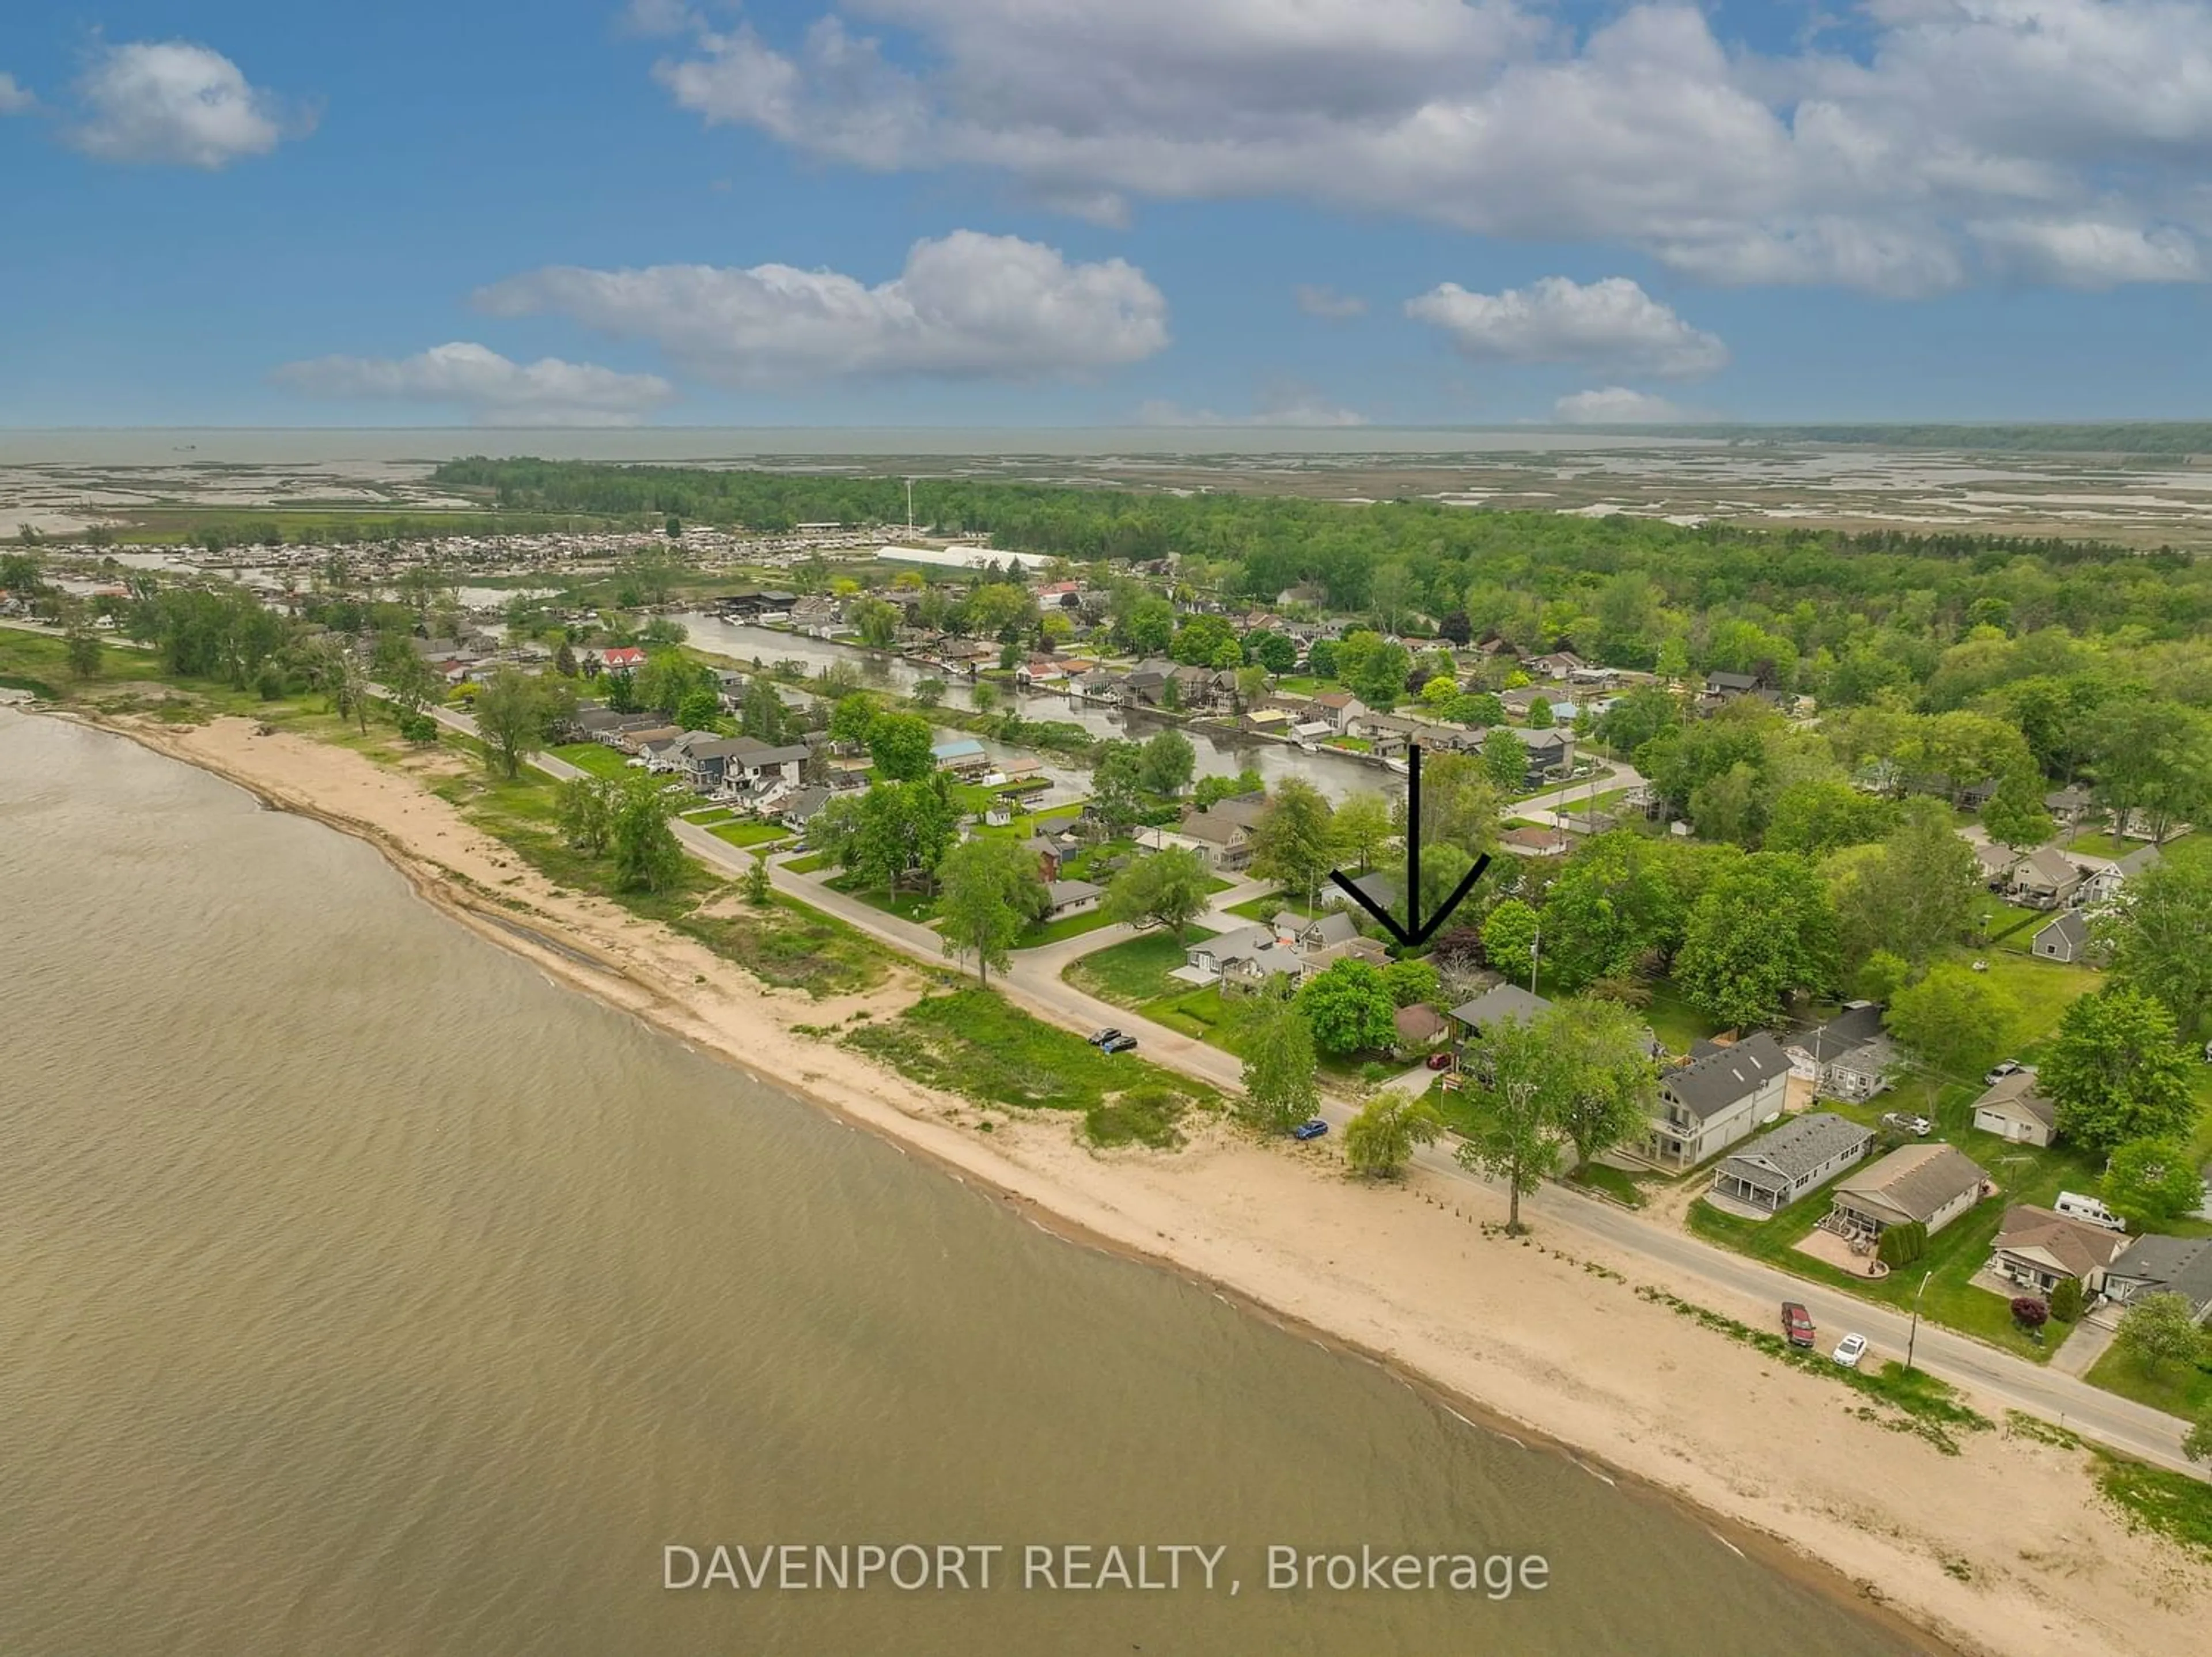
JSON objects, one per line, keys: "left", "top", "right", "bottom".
{"left": 1328, "top": 742, "right": 1491, "bottom": 946}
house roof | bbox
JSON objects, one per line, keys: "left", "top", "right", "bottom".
{"left": 1991, "top": 1205, "right": 2131, "bottom": 1281}
{"left": 1834, "top": 1143, "right": 1988, "bottom": 1227}
{"left": 781, "top": 786, "right": 831, "bottom": 821}
{"left": 1971, "top": 1068, "right": 2057, "bottom": 1129}
{"left": 1715, "top": 1112, "right": 1873, "bottom": 1188}
{"left": 1046, "top": 878, "right": 1105, "bottom": 907}
{"left": 2016, "top": 845, "right": 2081, "bottom": 886}
{"left": 2035, "top": 910, "right": 2090, "bottom": 953}
{"left": 1285, "top": 911, "right": 1360, "bottom": 949}
{"left": 2112, "top": 843, "right": 2164, "bottom": 876}
{"left": 1661, "top": 1033, "right": 1790, "bottom": 1121}
{"left": 2107, "top": 1235, "right": 2212, "bottom": 1310}
{"left": 1395, "top": 1003, "right": 1449, "bottom": 1043}
{"left": 930, "top": 738, "right": 987, "bottom": 760}
{"left": 1805, "top": 1002, "right": 1889, "bottom": 1060}
{"left": 1707, "top": 670, "right": 1759, "bottom": 692}
{"left": 1178, "top": 809, "right": 1248, "bottom": 845}
{"left": 1448, "top": 983, "right": 1553, "bottom": 1031}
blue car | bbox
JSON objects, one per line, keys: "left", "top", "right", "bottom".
{"left": 1291, "top": 1118, "right": 1328, "bottom": 1142}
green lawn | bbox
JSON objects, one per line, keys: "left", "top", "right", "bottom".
{"left": 825, "top": 873, "right": 941, "bottom": 924}
{"left": 1140, "top": 982, "right": 1243, "bottom": 1051}
{"left": 842, "top": 988, "right": 1218, "bottom": 1148}
{"left": 707, "top": 820, "right": 790, "bottom": 849}
{"left": 548, "top": 741, "right": 632, "bottom": 780}
{"left": 2085, "top": 1344, "right": 2212, "bottom": 1421}
{"left": 1226, "top": 889, "right": 1331, "bottom": 922}
{"left": 1978, "top": 901, "right": 2052, "bottom": 952}
{"left": 680, "top": 806, "right": 737, "bottom": 825}
{"left": 1972, "top": 950, "right": 2101, "bottom": 1053}
{"left": 782, "top": 851, "right": 833, "bottom": 873}
{"left": 1018, "top": 907, "right": 1122, "bottom": 947}
{"left": 1063, "top": 931, "right": 1192, "bottom": 1007}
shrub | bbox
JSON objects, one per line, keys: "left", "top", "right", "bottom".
{"left": 1877, "top": 1220, "right": 1927, "bottom": 1267}
{"left": 2011, "top": 1296, "right": 2050, "bottom": 1330}
{"left": 2050, "top": 1277, "right": 2085, "bottom": 1324}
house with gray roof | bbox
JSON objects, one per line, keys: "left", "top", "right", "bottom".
{"left": 2032, "top": 909, "right": 2093, "bottom": 964}
{"left": 1448, "top": 984, "right": 1552, "bottom": 1043}
{"left": 2102, "top": 1235, "right": 2212, "bottom": 1322}
{"left": 1041, "top": 878, "right": 1105, "bottom": 921}
{"left": 1279, "top": 910, "right": 1360, "bottom": 954}
{"left": 1649, "top": 1032, "right": 1791, "bottom": 1170}
{"left": 1824, "top": 1143, "right": 1989, "bottom": 1241}
{"left": 2006, "top": 844, "right": 2082, "bottom": 909}
{"left": 1986, "top": 1205, "right": 2131, "bottom": 1298}
{"left": 1709, "top": 1111, "right": 1874, "bottom": 1214}
{"left": 1785, "top": 1003, "right": 1897, "bottom": 1104}
{"left": 2075, "top": 841, "right": 2161, "bottom": 909}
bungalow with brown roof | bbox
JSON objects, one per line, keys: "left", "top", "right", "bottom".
{"left": 1823, "top": 1143, "right": 1989, "bottom": 1242}
{"left": 1984, "top": 1204, "right": 2130, "bottom": 1298}
{"left": 1970, "top": 1069, "right": 2058, "bottom": 1147}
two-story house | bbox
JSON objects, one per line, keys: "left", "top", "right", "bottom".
{"left": 1648, "top": 1033, "right": 1791, "bottom": 1170}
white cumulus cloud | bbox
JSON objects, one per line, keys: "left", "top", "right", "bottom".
{"left": 1294, "top": 284, "right": 1367, "bottom": 318}
{"left": 474, "top": 231, "right": 1169, "bottom": 386}
{"left": 633, "top": 0, "right": 2212, "bottom": 293}
{"left": 1551, "top": 387, "right": 1692, "bottom": 424}
{"left": 1406, "top": 276, "right": 1728, "bottom": 378}
{"left": 0, "top": 73, "right": 36, "bottom": 115}
{"left": 272, "top": 343, "right": 676, "bottom": 426}
{"left": 1968, "top": 217, "right": 2203, "bottom": 287}
{"left": 67, "top": 41, "right": 306, "bottom": 168}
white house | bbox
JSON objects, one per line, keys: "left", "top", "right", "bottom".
{"left": 1648, "top": 1033, "right": 1791, "bottom": 1170}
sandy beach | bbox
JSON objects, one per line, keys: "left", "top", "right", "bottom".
{"left": 80, "top": 711, "right": 2212, "bottom": 1657}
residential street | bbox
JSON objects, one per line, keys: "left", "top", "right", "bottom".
{"left": 428, "top": 704, "right": 2201, "bottom": 1478}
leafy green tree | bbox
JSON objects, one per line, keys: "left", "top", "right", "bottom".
{"left": 1193, "top": 768, "right": 1264, "bottom": 810}
{"left": 1345, "top": 1088, "right": 1445, "bottom": 1179}
{"left": 1764, "top": 779, "right": 1899, "bottom": 859}
{"left": 1853, "top": 948, "right": 1911, "bottom": 1004}
{"left": 1482, "top": 898, "right": 1541, "bottom": 981}
{"left": 380, "top": 646, "right": 443, "bottom": 718}
{"left": 1689, "top": 760, "right": 1765, "bottom": 847}
{"left": 554, "top": 639, "right": 578, "bottom": 678}
{"left": 1138, "top": 729, "right": 1196, "bottom": 797}
{"left": 937, "top": 838, "right": 1045, "bottom": 984}
{"left": 1232, "top": 983, "right": 1320, "bottom": 1133}
{"left": 1104, "top": 848, "right": 1211, "bottom": 941}
{"left": 1383, "top": 958, "right": 1442, "bottom": 1008}
{"left": 63, "top": 621, "right": 101, "bottom": 680}
{"left": 1296, "top": 958, "right": 1398, "bottom": 1055}
{"left": 1981, "top": 770, "right": 2055, "bottom": 852}
{"left": 1123, "top": 596, "right": 1175, "bottom": 655}
{"left": 2116, "top": 1292, "right": 2207, "bottom": 1375}
{"left": 1331, "top": 791, "right": 1395, "bottom": 873}
{"left": 868, "top": 712, "right": 937, "bottom": 781}
{"left": 1877, "top": 1220, "right": 1928, "bottom": 1268}
{"left": 676, "top": 686, "right": 722, "bottom": 731}
{"left": 1247, "top": 631, "right": 1298, "bottom": 673}
{"left": 1396, "top": 752, "right": 1498, "bottom": 858}
{"left": 2048, "top": 1277, "right": 2084, "bottom": 1324}
{"left": 1536, "top": 832, "right": 1685, "bottom": 988}
{"left": 1526, "top": 696, "right": 1555, "bottom": 729}
{"left": 611, "top": 778, "right": 686, "bottom": 893}
{"left": 1336, "top": 631, "right": 1412, "bottom": 708}
{"left": 1549, "top": 998, "right": 1660, "bottom": 1175}
{"left": 1304, "top": 638, "right": 1339, "bottom": 680}
{"left": 474, "top": 666, "right": 559, "bottom": 778}
{"left": 1676, "top": 852, "right": 1839, "bottom": 1029}
{"left": 739, "top": 674, "right": 787, "bottom": 742}
{"left": 1249, "top": 779, "right": 1338, "bottom": 910}
{"left": 844, "top": 779, "right": 961, "bottom": 895}
{"left": 911, "top": 676, "right": 946, "bottom": 709}
{"left": 1170, "top": 613, "right": 1238, "bottom": 666}
{"left": 828, "top": 692, "right": 879, "bottom": 748}
{"left": 743, "top": 852, "right": 773, "bottom": 907}
{"left": 1090, "top": 740, "right": 1149, "bottom": 832}
{"left": 1482, "top": 727, "right": 1528, "bottom": 792}
{"left": 2040, "top": 986, "right": 2199, "bottom": 1151}
{"left": 851, "top": 596, "right": 901, "bottom": 648}
{"left": 1454, "top": 1014, "right": 1565, "bottom": 1233}
{"left": 2100, "top": 857, "right": 2212, "bottom": 1036}
{"left": 1827, "top": 798, "right": 1982, "bottom": 970}
{"left": 1885, "top": 964, "right": 2020, "bottom": 1079}
{"left": 971, "top": 678, "right": 1000, "bottom": 718}
{"left": 556, "top": 776, "right": 618, "bottom": 855}
{"left": 2103, "top": 1137, "right": 2206, "bottom": 1229}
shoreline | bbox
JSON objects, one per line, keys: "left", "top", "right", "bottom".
{"left": 50, "top": 706, "right": 2212, "bottom": 1657}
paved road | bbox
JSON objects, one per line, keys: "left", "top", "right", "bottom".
{"left": 429, "top": 708, "right": 2199, "bottom": 1476}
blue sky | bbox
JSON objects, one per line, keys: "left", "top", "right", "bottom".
{"left": 6, "top": 0, "right": 2212, "bottom": 427}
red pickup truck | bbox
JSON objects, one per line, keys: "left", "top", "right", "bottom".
{"left": 1782, "top": 1302, "right": 1816, "bottom": 1349}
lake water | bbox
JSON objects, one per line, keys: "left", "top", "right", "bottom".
{"left": 0, "top": 709, "right": 1920, "bottom": 1656}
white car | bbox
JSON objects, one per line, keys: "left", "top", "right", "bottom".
{"left": 1832, "top": 1333, "right": 1869, "bottom": 1369}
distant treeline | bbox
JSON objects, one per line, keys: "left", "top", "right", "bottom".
{"left": 1638, "top": 423, "right": 2212, "bottom": 456}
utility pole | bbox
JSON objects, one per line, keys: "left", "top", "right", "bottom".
{"left": 1530, "top": 917, "right": 1541, "bottom": 995}
{"left": 906, "top": 477, "right": 915, "bottom": 535}
{"left": 1905, "top": 1268, "right": 1933, "bottom": 1372}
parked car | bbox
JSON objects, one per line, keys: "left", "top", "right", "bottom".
{"left": 1291, "top": 1118, "right": 1329, "bottom": 1142}
{"left": 1983, "top": 1060, "right": 2023, "bottom": 1085}
{"left": 1832, "top": 1333, "right": 1868, "bottom": 1368}
{"left": 1880, "top": 1112, "right": 1934, "bottom": 1136}
{"left": 1087, "top": 1027, "right": 1122, "bottom": 1047}
{"left": 1099, "top": 1034, "right": 1138, "bottom": 1055}
{"left": 1425, "top": 1052, "right": 1455, "bottom": 1071}
{"left": 1782, "top": 1302, "right": 1816, "bottom": 1349}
